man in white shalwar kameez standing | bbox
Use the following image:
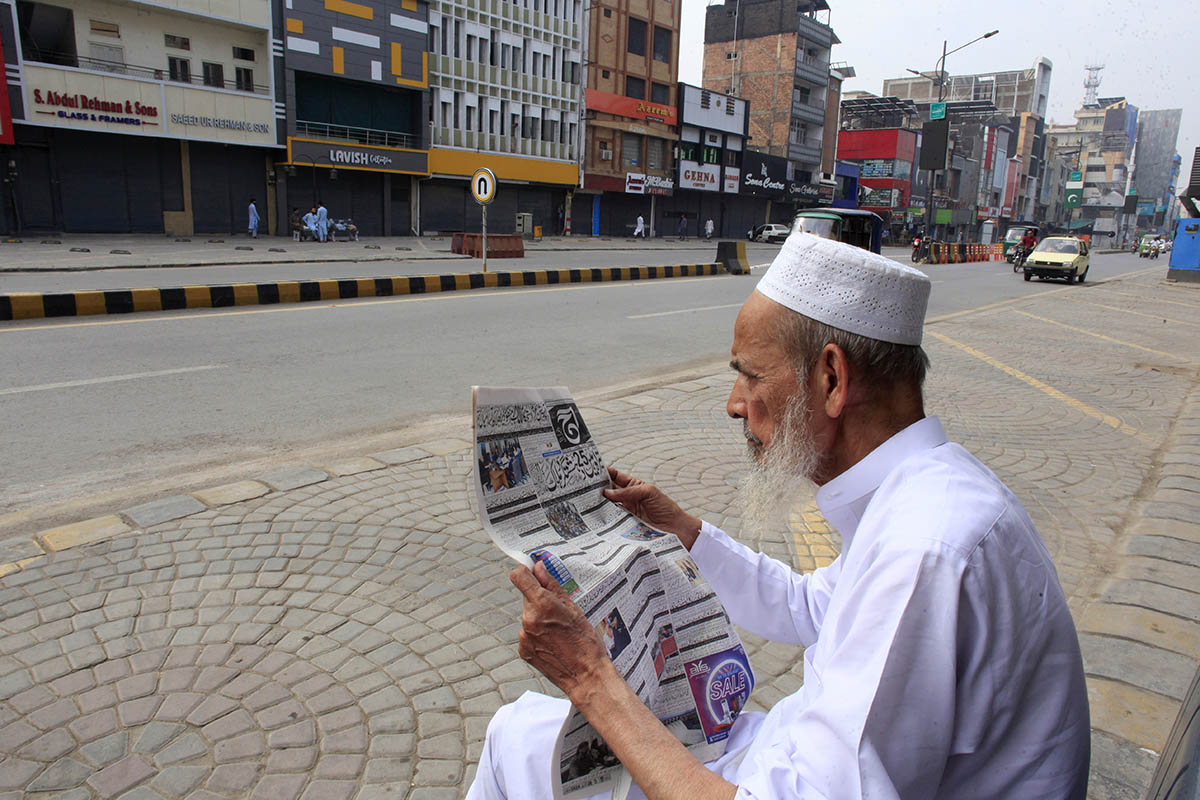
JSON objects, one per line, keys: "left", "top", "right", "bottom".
{"left": 468, "top": 231, "right": 1091, "bottom": 800}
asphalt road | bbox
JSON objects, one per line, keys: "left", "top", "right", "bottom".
{"left": 0, "top": 249, "right": 1156, "bottom": 533}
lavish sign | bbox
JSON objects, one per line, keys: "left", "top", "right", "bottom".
{"left": 288, "top": 137, "right": 429, "bottom": 175}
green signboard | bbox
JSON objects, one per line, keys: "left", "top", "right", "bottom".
{"left": 1064, "top": 188, "right": 1083, "bottom": 209}
{"left": 935, "top": 208, "right": 953, "bottom": 225}
{"left": 1069, "top": 170, "right": 1083, "bottom": 183}
{"left": 930, "top": 102, "right": 946, "bottom": 121}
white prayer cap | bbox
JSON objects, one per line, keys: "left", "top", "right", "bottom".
{"left": 756, "top": 231, "right": 931, "bottom": 346}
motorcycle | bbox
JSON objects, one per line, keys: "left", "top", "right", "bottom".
{"left": 1012, "top": 244, "right": 1032, "bottom": 272}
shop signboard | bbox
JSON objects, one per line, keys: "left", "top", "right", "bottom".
{"left": 740, "top": 150, "right": 786, "bottom": 198}
{"left": 585, "top": 89, "right": 677, "bottom": 125}
{"left": 860, "top": 186, "right": 897, "bottom": 208}
{"left": 859, "top": 159, "right": 894, "bottom": 178}
{"left": 788, "top": 182, "right": 835, "bottom": 205}
{"left": 625, "top": 172, "right": 646, "bottom": 194}
{"left": 723, "top": 167, "right": 740, "bottom": 194}
{"left": 678, "top": 160, "right": 721, "bottom": 192}
{"left": 22, "top": 63, "right": 277, "bottom": 146}
{"left": 288, "top": 137, "right": 428, "bottom": 174}
{"left": 644, "top": 174, "right": 674, "bottom": 196}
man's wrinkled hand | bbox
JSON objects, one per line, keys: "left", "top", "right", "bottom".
{"left": 511, "top": 562, "right": 610, "bottom": 699}
{"left": 604, "top": 467, "right": 702, "bottom": 549}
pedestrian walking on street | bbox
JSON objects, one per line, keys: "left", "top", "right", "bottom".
{"left": 248, "top": 198, "right": 260, "bottom": 239}
{"left": 633, "top": 214, "right": 646, "bottom": 239}
{"left": 316, "top": 201, "right": 329, "bottom": 243}
{"left": 469, "top": 231, "right": 1090, "bottom": 800}
{"left": 677, "top": 216, "right": 687, "bottom": 240}
{"left": 705, "top": 218, "right": 715, "bottom": 240}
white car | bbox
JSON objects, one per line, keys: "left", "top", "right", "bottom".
{"left": 747, "top": 223, "right": 790, "bottom": 243}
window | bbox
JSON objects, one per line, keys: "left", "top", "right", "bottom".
{"left": 603, "top": 7, "right": 611, "bottom": 16}
{"left": 651, "top": 82, "right": 670, "bottom": 105}
{"left": 90, "top": 19, "right": 119, "bottom": 37}
{"left": 235, "top": 66, "right": 254, "bottom": 91}
{"left": 794, "top": 85, "right": 810, "bottom": 105}
{"left": 466, "top": 34, "right": 475, "bottom": 61}
{"left": 168, "top": 56, "right": 190, "bottom": 83}
{"left": 601, "top": 68, "right": 610, "bottom": 79}
{"left": 532, "top": 52, "right": 540, "bottom": 75}
{"left": 164, "top": 34, "right": 190, "bottom": 50}
{"left": 622, "top": 131, "right": 642, "bottom": 166}
{"left": 202, "top": 61, "right": 224, "bottom": 88}
{"left": 627, "top": 18, "right": 646, "bottom": 56}
{"left": 790, "top": 119, "right": 808, "bottom": 144}
{"left": 648, "top": 137, "right": 665, "bottom": 170}
{"left": 652, "top": 26, "right": 670, "bottom": 63}
{"left": 625, "top": 76, "right": 644, "bottom": 99}
{"left": 725, "top": 51, "right": 737, "bottom": 60}
{"left": 232, "top": 46, "right": 254, "bottom": 61}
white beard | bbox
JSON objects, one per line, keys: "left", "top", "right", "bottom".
{"left": 737, "top": 392, "right": 824, "bottom": 535}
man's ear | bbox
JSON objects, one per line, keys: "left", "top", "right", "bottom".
{"left": 815, "top": 343, "right": 851, "bottom": 420}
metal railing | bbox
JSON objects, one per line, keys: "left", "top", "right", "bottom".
{"left": 295, "top": 120, "right": 417, "bottom": 149}
{"left": 24, "top": 51, "right": 270, "bottom": 95}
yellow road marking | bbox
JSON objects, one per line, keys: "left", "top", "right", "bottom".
{"left": 926, "top": 330, "right": 1147, "bottom": 442}
{"left": 1, "top": 276, "right": 734, "bottom": 333}
{"left": 1100, "top": 287, "right": 1200, "bottom": 309}
{"left": 1058, "top": 296, "right": 1200, "bottom": 327}
{"left": 1008, "top": 309, "right": 1190, "bottom": 361}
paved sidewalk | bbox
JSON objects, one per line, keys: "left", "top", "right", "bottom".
{"left": 0, "top": 234, "right": 760, "bottom": 274}
{"left": 1, "top": 269, "right": 1198, "bottom": 798}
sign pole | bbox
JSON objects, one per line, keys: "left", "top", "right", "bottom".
{"left": 470, "top": 167, "right": 498, "bottom": 274}
{"left": 482, "top": 203, "right": 488, "bottom": 273}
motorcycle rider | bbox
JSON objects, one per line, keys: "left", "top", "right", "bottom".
{"left": 1016, "top": 229, "right": 1038, "bottom": 266}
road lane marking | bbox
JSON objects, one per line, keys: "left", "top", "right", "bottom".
{"left": 1008, "top": 309, "right": 1190, "bottom": 362}
{"left": 0, "top": 365, "right": 225, "bottom": 396}
{"left": 926, "top": 330, "right": 1148, "bottom": 442}
{"left": 1058, "top": 296, "right": 1200, "bottom": 327}
{"left": 0, "top": 276, "right": 737, "bottom": 333}
{"left": 627, "top": 303, "right": 742, "bottom": 319}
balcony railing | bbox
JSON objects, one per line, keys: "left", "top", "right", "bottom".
{"left": 295, "top": 120, "right": 417, "bottom": 149}
{"left": 25, "top": 51, "right": 270, "bottom": 95}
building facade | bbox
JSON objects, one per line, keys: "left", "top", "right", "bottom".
{"left": 701, "top": 0, "right": 835, "bottom": 185}
{"left": 1133, "top": 108, "right": 1182, "bottom": 231}
{"left": 1047, "top": 96, "right": 1138, "bottom": 240}
{"left": 278, "top": 0, "right": 431, "bottom": 235}
{"left": 423, "top": 0, "right": 581, "bottom": 234}
{"left": 1, "top": 0, "right": 283, "bottom": 234}
{"left": 574, "top": 0, "right": 678, "bottom": 236}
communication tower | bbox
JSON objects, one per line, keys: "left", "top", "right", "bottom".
{"left": 1083, "top": 64, "right": 1104, "bottom": 107}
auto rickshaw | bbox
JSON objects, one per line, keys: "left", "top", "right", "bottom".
{"left": 1003, "top": 224, "right": 1039, "bottom": 263}
{"left": 791, "top": 209, "right": 883, "bottom": 253}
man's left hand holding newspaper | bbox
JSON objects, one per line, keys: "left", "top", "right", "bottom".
{"left": 509, "top": 474, "right": 738, "bottom": 800}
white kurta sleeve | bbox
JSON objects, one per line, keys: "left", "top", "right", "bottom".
{"left": 690, "top": 521, "right": 838, "bottom": 646}
{"left": 733, "top": 538, "right": 966, "bottom": 800}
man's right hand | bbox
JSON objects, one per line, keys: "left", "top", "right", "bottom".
{"left": 604, "top": 467, "right": 702, "bottom": 550}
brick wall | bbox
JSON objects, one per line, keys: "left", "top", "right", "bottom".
{"left": 702, "top": 32, "right": 795, "bottom": 157}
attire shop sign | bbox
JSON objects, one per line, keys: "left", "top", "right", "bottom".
{"left": 740, "top": 150, "right": 787, "bottom": 199}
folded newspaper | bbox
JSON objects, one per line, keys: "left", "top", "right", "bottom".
{"left": 472, "top": 386, "right": 754, "bottom": 799}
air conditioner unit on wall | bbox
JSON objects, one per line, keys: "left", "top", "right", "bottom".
{"left": 600, "top": 150, "right": 612, "bottom": 161}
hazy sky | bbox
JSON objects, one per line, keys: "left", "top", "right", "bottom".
{"left": 680, "top": 0, "right": 1199, "bottom": 190}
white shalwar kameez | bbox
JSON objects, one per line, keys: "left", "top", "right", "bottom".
{"left": 468, "top": 416, "right": 1091, "bottom": 800}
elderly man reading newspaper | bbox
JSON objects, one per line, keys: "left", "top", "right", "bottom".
{"left": 467, "top": 232, "right": 1091, "bottom": 800}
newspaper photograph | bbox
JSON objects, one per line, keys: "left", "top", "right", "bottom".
{"left": 472, "top": 386, "right": 755, "bottom": 799}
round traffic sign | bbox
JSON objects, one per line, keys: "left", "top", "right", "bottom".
{"left": 471, "top": 168, "right": 497, "bottom": 205}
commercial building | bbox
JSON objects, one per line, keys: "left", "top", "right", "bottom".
{"left": 1, "top": 0, "right": 284, "bottom": 234}
{"left": 883, "top": 58, "right": 1052, "bottom": 234}
{"left": 574, "top": 0, "right": 679, "bottom": 236}
{"left": 836, "top": 96, "right": 919, "bottom": 237}
{"left": 1133, "top": 108, "right": 1182, "bottom": 230}
{"left": 701, "top": 0, "right": 837, "bottom": 186}
{"left": 277, "top": 0, "right": 431, "bottom": 235}
{"left": 423, "top": 0, "right": 582, "bottom": 234}
{"left": 1047, "top": 96, "right": 1138, "bottom": 239}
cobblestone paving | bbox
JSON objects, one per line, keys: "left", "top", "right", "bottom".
{"left": 1, "top": 268, "right": 1198, "bottom": 799}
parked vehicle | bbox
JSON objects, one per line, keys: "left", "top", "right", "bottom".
{"left": 1023, "top": 236, "right": 1090, "bottom": 283}
{"left": 1004, "top": 224, "right": 1040, "bottom": 263}
{"left": 746, "top": 223, "right": 791, "bottom": 243}
{"left": 791, "top": 209, "right": 884, "bottom": 253}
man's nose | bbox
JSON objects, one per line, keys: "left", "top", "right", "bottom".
{"left": 726, "top": 387, "right": 746, "bottom": 420}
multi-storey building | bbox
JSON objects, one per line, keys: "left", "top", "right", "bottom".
{"left": 423, "top": 0, "right": 582, "bottom": 233}
{"left": 884, "top": 58, "right": 1052, "bottom": 230}
{"left": 669, "top": 82, "right": 747, "bottom": 237}
{"left": 1047, "top": 96, "right": 1137, "bottom": 238}
{"left": 1, "top": 0, "right": 284, "bottom": 233}
{"left": 1133, "top": 108, "right": 1182, "bottom": 230}
{"left": 702, "top": 0, "right": 836, "bottom": 186}
{"left": 574, "top": 0, "right": 678, "bottom": 236}
{"left": 279, "top": 0, "right": 431, "bottom": 235}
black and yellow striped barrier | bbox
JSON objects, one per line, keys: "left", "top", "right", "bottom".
{"left": 0, "top": 263, "right": 724, "bottom": 321}
{"left": 716, "top": 241, "right": 751, "bottom": 274}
